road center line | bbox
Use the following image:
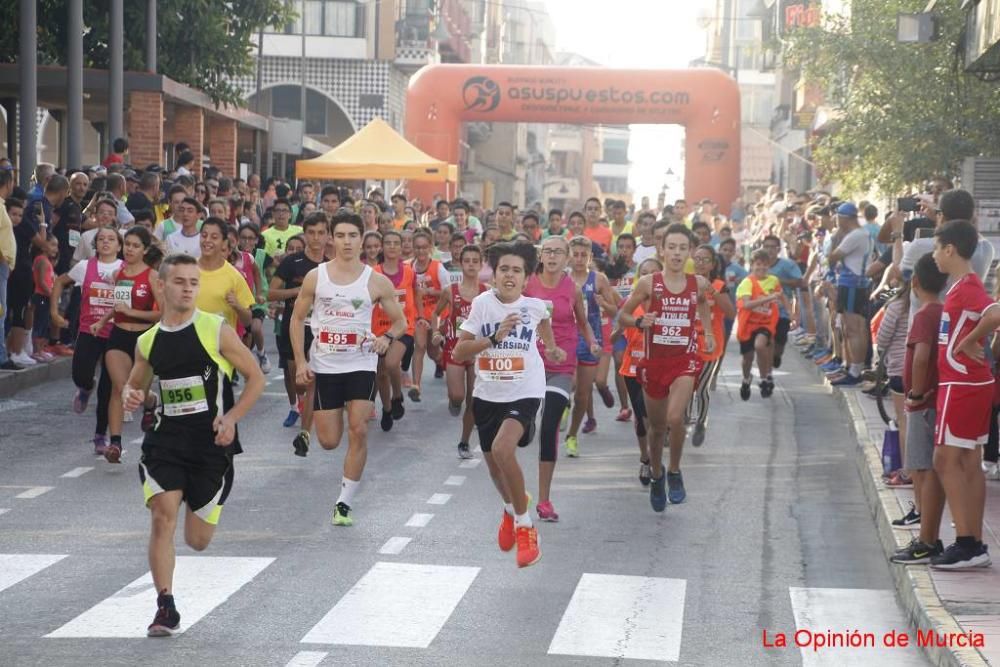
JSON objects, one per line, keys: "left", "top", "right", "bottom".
{"left": 427, "top": 493, "right": 451, "bottom": 505}
{"left": 15, "top": 486, "right": 54, "bottom": 499}
{"left": 405, "top": 513, "right": 433, "bottom": 528}
{"left": 458, "top": 458, "right": 481, "bottom": 469}
{"left": 60, "top": 467, "right": 94, "bottom": 478}
{"left": 0, "top": 509, "right": 9, "bottom": 516}
{"left": 444, "top": 475, "right": 466, "bottom": 486}
{"left": 378, "top": 537, "right": 412, "bottom": 555}
{"left": 284, "top": 651, "right": 328, "bottom": 667}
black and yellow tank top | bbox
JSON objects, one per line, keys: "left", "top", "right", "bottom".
{"left": 137, "top": 310, "right": 241, "bottom": 456}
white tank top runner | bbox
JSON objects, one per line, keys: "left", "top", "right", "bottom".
{"left": 309, "top": 263, "right": 378, "bottom": 374}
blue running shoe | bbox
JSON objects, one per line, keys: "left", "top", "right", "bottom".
{"left": 830, "top": 373, "right": 862, "bottom": 387}
{"left": 667, "top": 470, "right": 686, "bottom": 503}
{"left": 821, "top": 359, "right": 843, "bottom": 372}
{"left": 811, "top": 348, "right": 831, "bottom": 359}
{"left": 282, "top": 409, "right": 300, "bottom": 428}
{"left": 649, "top": 468, "right": 667, "bottom": 512}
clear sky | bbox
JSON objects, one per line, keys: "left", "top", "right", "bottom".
{"left": 542, "top": 0, "right": 709, "bottom": 203}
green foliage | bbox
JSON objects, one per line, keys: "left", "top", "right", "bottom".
{"left": 0, "top": 0, "right": 296, "bottom": 107}
{"left": 782, "top": 0, "right": 1000, "bottom": 194}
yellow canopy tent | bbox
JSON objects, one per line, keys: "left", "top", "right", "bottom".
{"left": 295, "top": 117, "right": 456, "bottom": 182}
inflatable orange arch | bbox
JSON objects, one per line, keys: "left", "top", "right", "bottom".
{"left": 404, "top": 64, "right": 741, "bottom": 214}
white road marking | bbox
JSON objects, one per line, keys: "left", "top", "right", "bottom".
{"left": 0, "top": 508, "right": 10, "bottom": 516}
{"left": 0, "top": 399, "right": 37, "bottom": 414}
{"left": 548, "top": 573, "right": 686, "bottom": 661}
{"left": 458, "top": 458, "right": 481, "bottom": 468}
{"left": 405, "top": 513, "right": 434, "bottom": 528}
{"left": 0, "top": 554, "right": 68, "bottom": 594}
{"left": 263, "top": 391, "right": 290, "bottom": 397}
{"left": 378, "top": 537, "right": 412, "bottom": 555}
{"left": 426, "top": 493, "right": 451, "bottom": 505}
{"left": 301, "top": 562, "right": 480, "bottom": 647}
{"left": 284, "top": 650, "right": 328, "bottom": 667}
{"left": 60, "top": 467, "right": 93, "bottom": 478}
{"left": 46, "top": 556, "right": 274, "bottom": 638}
{"left": 789, "top": 587, "right": 926, "bottom": 666}
{"left": 130, "top": 437, "right": 144, "bottom": 445}
{"left": 15, "top": 486, "right": 54, "bottom": 499}
{"left": 444, "top": 475, "right": 466, "bottom": 486}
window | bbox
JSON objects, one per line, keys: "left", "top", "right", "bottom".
{"left": 273, "top": 1, "right": 364, "bottom": 38}
{"left": 270, "top": 86, "right": 328, "bottom": 136}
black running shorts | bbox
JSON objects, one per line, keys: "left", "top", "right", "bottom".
{"left": 106, "top": 326, "right": 144, "bottom": 359}
{"left": 739, "top": 328, "right": 773, "bottom": 355}
{"left": 314, "top": 370, "right": 377, "bottom": 411}
{"left": 472, "top": 397, "right": 541, "bottom": 453}
{"left": 277, "top": 326, "right": 313, "bottom": 362}
{"left": 139, "top": 449, "right": 233, "bottom": 525}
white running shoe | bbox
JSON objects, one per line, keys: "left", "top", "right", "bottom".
{"left": 11, "top": 352, "right": 37, "bottom": 366}
{"left": 257, "top": 351, "right": 272, "bottom": 374}
{"left": 983, "top": 461, "right": 1000, "bottom": 481}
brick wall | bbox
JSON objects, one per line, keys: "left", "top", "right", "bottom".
{"left": 173, "top": 106, "right": 204, "bottom": 176}
{"left": 127, "top": 91, "right": 164, "bottom": 168}
{"left": 208, "top": 118, "right": 238, "bottom": 179}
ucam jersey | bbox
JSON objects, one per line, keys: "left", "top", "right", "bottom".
{"left": 459, "top": 291, "right": 550, "bottom": 402}
{"left": 644, "top": 272, "right": 700, "bottom": 361}
{"left": 938, "top": 272, "right": 998, "bottom": 386}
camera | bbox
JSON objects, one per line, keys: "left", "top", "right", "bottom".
{"left": 897, "top": 197, "right": 921, "bottom": 213}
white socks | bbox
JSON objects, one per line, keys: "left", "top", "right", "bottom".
{"left": 514, "top": 512, "right": 532, "bottom": 528}
{"left": 849, "top": 362, "right": 862, "bottom": 377}
{"left": 503, "top": 502, "right": 514, "bottom": 516}
{"left": 337, "top": 477, "right": 360, "bottom": 507}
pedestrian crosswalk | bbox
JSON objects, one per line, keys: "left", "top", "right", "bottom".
{"left": 46, "top": 557, "right": 274, "bottom": 638}
{"left": 1, "top": 552, "right": 925, "bottom": 662}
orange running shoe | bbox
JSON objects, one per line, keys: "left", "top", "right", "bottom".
{"left": 516, "top": 526, "right": 541, "bottom": 568}
{"left": 498, "top": 511, "right": 515, "bottom": 552}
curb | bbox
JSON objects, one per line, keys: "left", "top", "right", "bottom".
{"left": 0, "top": 357, "right": 72, "bottom": 399}
{"left": 813, "top": 359, "right": 988, "bottom": 667}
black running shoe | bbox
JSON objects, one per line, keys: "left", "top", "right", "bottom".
{"left": 391, "top": 397, "right": 405, "bottom": 420}
{"left": 773, "top": 355, "right": 782, "bottom": 369}
{"left": 760, "top": 379, "right": 774, "bottom": 398}
{"left": 930, "top": 541, "right": 991, "bottom": 569}
{"left": 891, "top": 538, "right": 943, "bottom": 564}
{"left": 380, "top": 411, "right": 394, "bottom": 432}
{"left": 891, "top": 501, "right": 921, "bottom": 529}
{"left": 458, "top": 442, "right": 473, "bottom": 459}
{"left": 293, "top": 431, "right": 309, "bottom": 457}
{"left": 448, "top": 400, "right": 462, "bottom": 417}
{"left": 639, "top": 459, "right": 652, "bottom": 486}
{"left": 740, "top": 379, "right": 752, "bottom": 401}
{"left": 147, "top": 596, "right": 180, "bottom": 637}
{"left": 692, "top": 424, "right": 706, "bottom": 447}
{"left": 434, "top": 364, "right": 445, "bottom": 379}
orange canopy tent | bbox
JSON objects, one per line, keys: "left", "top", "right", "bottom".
{"left": 295, "top": 117, "right": 457, "bottom": 182}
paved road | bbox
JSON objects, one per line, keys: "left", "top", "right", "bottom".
{"left": 0, "top": 338, "right": 929, "bottom": 666}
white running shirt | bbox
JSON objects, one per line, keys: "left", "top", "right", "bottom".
{"left": 308, "top": 263, "right": 377, "bottom": 374}
{"left": 460, "top": 290, "right": 550, "bottom": 401}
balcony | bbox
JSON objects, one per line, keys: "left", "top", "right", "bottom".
{"left": 394, "top": 39, "right": 439, "bottom": 72}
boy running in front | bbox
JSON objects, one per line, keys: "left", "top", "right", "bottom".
{"left": 619, "top": 224, "right": 715, "bottom": 512}
{"left": 453, "top": 242, "right": 566, "bottom": 567}
{"left": 122, "top": 253, "right": 265, "bottom": 636}
{"left": 929, "top": 220, "right": 1000, "bottom": 569}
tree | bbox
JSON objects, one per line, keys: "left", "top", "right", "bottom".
{"left": 0, "top": 0, "right": 297, "bottom": 107}
{"left": 781, "top": 0, "right": 1000, "bottom": 194}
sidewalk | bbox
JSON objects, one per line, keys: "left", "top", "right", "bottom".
{"left": 813, "top": 355, "right": 999, "bottom": 667}
{"left": 0, "top": 357, "right": 72, "bottom": 399}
